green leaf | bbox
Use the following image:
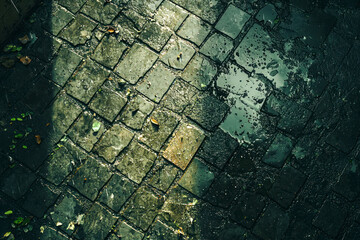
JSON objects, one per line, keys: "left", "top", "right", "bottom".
{"left": 16, "top": 118, "right": 23, "bottom": 121}
{"left": 92, "top": 121, "right": 101, "bottom": 132}
{"left": 4, "top": 210, "right": 13, "bottom": 215}
{"left": 14, "top": 133, "right": 23, "bottom": 139}
{"left": 14, "top": 217, "right": 24, "bottom": 225}
{"left": 10, "top": 118, "right": 16, "bottom": 121}
{"left": 22, "top": 145, "right": 28, "bottom": 149}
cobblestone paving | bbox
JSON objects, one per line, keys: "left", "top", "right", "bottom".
{"left": 0, "top": 0, "right": 360, "bottom": 239}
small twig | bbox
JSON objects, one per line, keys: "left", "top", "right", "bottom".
{"left": 10, "top": 0, "right": 20, "bottom": 14}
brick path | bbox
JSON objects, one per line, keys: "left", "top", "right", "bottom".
{"left": 0, "top": 0, "right": 360, "bottom": 239}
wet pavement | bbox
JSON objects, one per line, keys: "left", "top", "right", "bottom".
{"left": 0, "top": 0, "right": 360, "bottom": 239}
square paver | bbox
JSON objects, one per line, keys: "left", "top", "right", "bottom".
{"left": 312, "top": 200, "right": 347, "bottom": 238}
{"left": 262, "top": 133, "right": 293, "bottom": 168}
{"left": 47, "top": 46, "right": 82, "bottom": 86}
{"left": 230, "top": 192, "right": 266, "bottom": 228}
{"left": 66, "top": 59, "right": 109, "bottom": 104}
{"left": 161, "top": 79, "right": 199, "bottom": 113}
{"left": 22, "top": 180, "right": 59, "bottom": 218}
{"left": 122, "top": 186, "right": 164, "bottom": 231}
{"left": 59, "top": 14, "right": 97, "bottom": 46}
{"left": 89, "top": 85, "right": 127, "bottom": 122}
{"left": 269, "top": 166, "right": 306, "bottom": 208}
{"left": 115, "top": 221, "right": 144, "bottom": 240}
{"left": 139, "top": 22, "right": 172, "bottom": 52}
{"left": 334, "top": 160, "right": 360, "bottom": 201}
{"left": 215, "top": 4, "right": 250, "bottom": 39}
{"left": 113, "top": 14, "right": 139, "bottom": 44}
{"left": 138, "top": 109, "right": 179, "bottom": 151}
{"left": 177, "top": 14, "right": 211, "bottom": 46}
{"left": 92, "top": 35, "right": 127, "bottom": 69}
{"left": 200, "top": 33, "right": 233, "bottom": 62}
{"left": 224, "top": 145, "right": 257, "bottom": 176}
{"left": 155, "top": 1, "right": 188, "bottom": 30}
{"left": 147, "top": 220, "right": 180, "bottom": 239}
{"left": 98, "top": 173, "right": 136, "bottom": 212}
{"left": 163, "top": 123, "right": 205, "bottom": 170}
{"left": 81, "top": 0, "right": 120, "bottom": 24}
{"left": 115, "top": 43, "right": 158, "bottom": 84}
{"left": 40, "top": 227, "right": 69, "bottom": 240}
{"left": 68, "top": 111, "right": 106, "bottom": 152}
{"left": 197, "top": 128, "right": 238, "bottom": 169}
{"left": 149, "top": 159, "right": 179, "bottom": 192}
{"left": 69, "top": 156, "right": 112, "bottom": 200}
{"left": 179, "top": 158, "right": 215, "bottom": 197}
{"left": 127, "top": 0, "right": 162, "bottom": 18}
{"left": 119, "top": 95, "right": 154, "bottom": 129}
{"left": 41, "top": 4, "right": 74, "bottom": 36}
{"left": 182, "top": 54, "right": 217, "bottom": 89}
{"left": 93, "top": 124, "right": 134, "bottom": 163}
{"left": 116, "top": 141, "right": 157, "bottom": 184}
{"left": 253, "top": 204, "right": 290, "bottom": 240}
{"left": 58, "top": 0, "right": 86, "bottom": 13}
{"left": 0, "top": 165, "right": 36, "bottom": 200}
{"left": 75, "top": 203, "right": 117, "bottom": 240}
{"left": 136, "top": 63, "right": 176, "bottom": 103}
{"left": 160, "top": 37, "right": 195, "bottom": 70}
{"left": 185, "top": 93, "right": 229, "bottom": 130}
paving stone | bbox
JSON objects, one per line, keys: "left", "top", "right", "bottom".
{"left": 40, "top": 227, "right": 69, "bottom": 240}
{"left": 94, "top": 124, "right": 134, "bottom": 163}
{"left": 40, "top": 142, "right": 83, "bottom": 185}
{"left": 26, "top": 32, "right": 62, "bottom": 63}
{"left": 312, "top": 200, "right": 347, "bottom": 238}
{"left": 262, "top": 93, "right": 312, "bottom": 135}
{"left": 230, "top": 192, "right": 266, "bottom": 228}
{"left": 197, "top": 128, "right": 238, "bottom": 169}
{"left": 22, "top": 76, "right": 61, "bottom": 112}
{"left": 218, "top": 222, "right": 257, "bottom": 240}
{"left": 116, "top": 141, "right": 157, "bottom": 184}
{"left": 51, "top": 192, "right": 89, "bottom": 235}
{"left": 262, "top": 133, "right": 293, "bottom": 168}
{"left": 256, "top": 4, "right": 278, "bottom": 26}
{"left": 81, "top": 0, "right": 120, "bottom": 24}
{"left": 163, "top": 123, "right": 205, "bottom": 170}
{"left": 185, "top": 93, "right": 229, "bottom": 130}
{"left": 68, "top": 112, "right": 105, "bottom": 152}
{"left": 99, "top": 173, "right": 136, "bottom": 212}
{"left": 66, "top": 59, "right": 109, "bottom": 104}
{"left": 333, "top": 160, "right": 360, "bottom": 201}
{"left": 149, "top": 159, "right": 179, "bottom": 192}
{"left": 155, "top": 0, "right": 188, "bottom": 30}
{"left": 179, "top": 158, "right": 215, "bottom": 197}
{"left": 75, "top": 203, "right": 117, "bottom": 240}
{"left": 122, "top": 8, "right": 147, "bottom": 29}
{"left": 177, "top": 14, "right": 211, "bottom": 46}
{"left": 200, "top": 33, "right": 234, "bottom": 62}
{"left": 253, "top": 204, "right": 290, "bottom": 240}
{"left": 41, "top": 4, "right": 74, "bottom": 36}
{"left": 217, "top": 63, "right": 270, "bottom": 110}
{"left": 138, "top": 109, "right": 178, "bottom": 151}
{"left": 204, "top": 173, "right": 239, "bottom": 208}
{"left": 182, "top": 54, "right": 217, "bottom": 89}
{"left": 127, "top": 0, "right": 163, "bottom": 17}
{"left": 161, "top": 80, "right": 199, "bottom": 113}
{"left": 171, "top": 0, "right": 224, "bottom": 24}
{"left": 0, "top": 166, "right": 36, "bottom": 200}
{"left": 113, "top": 14, "right": 139, "bottom": 44}
{"left": 139, "top": 22, "right": 172, "bottom": 52}
{"left": 22, "top": 180, "right": 59, "bottom": 218}
{"left": 285, "top": 220, "right": 317, "bottom": 240}
{"left": 269, "top": 166, "right": 306, "bottom": 208}
{"left": 59, "top": 14, "right": 97, "bottom": 46}
{"left": 160, "top": 37, "right": 195, "bottom": 70}
{"left": 224, "top": 145, "right": 257, "bottom": 176}
{"left": 115, "top": 221, "right": 144, "bottom": 240}
{"left": 122, "top": 186, "right": 164, "bottom": 231}
{"left": 147, "top": 219, "right": 179, "bottom": 239}
{"left": 343, "top": 223, "right": 360, "bottom": 240}
{"left": 69, "top": 156, "right": 112, "bottom": 200}
{"left": 92, "top": 35, "right": 127, "bottom": 69}
{"left": 47, "top": 46, "right": 82, "bottom": 86}
{"left": 137, "top": 63, "right": 176, "bottom": 103}
{"left": 89, "top": 85, "right": 127, "bottom": 122}
{"left": 215, "top": 4, "right": 250, "bottom": 39}
{"left": 58, "top": 0, "right": 87, "bottom": 13}
{"left": 115, "top": 43, "right": 158, "bottom": 84}
{"left": 119, "top": 95, "right": 154, "bottom": 129}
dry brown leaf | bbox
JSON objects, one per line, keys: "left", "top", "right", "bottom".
{"left": 0, "top": 57, "right": 16, "bottom": 68}
{"left": 35, "top": 135, "right": 41, "bottom": 144}
{"left": 19, "top": 56, "right": 31, "bottom": 65}
{"left": 150, "top": 117, "right": 159, "bottom": 126}
{"left": 18, "top": 35, "right": 30, "bottom": 44}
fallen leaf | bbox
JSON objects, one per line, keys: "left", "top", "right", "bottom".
{"left": 19, "top": 56, "right": 31, "bottom": 65}
{"left": 4, "top": 210, "right": 13, "bottom": 215}
{"left": 92, "top": 120, "right": 101, "bottom": 132}
{"left": 56, "top": 222, "right": 63, "bottom": 227}
{"left": 40, "top": 226, "right": 45, "bottom": 234}
{"left": 150, "top": 117, "right": 159, "bottom": 126}
{"left": 46, "top": 123, "right": 50, "bottom": 127}
{"left": 0, "top": 57, "right": 16, "bottom": 68}
{"left": 3, "top": 232, "right": 11, "bottom": 237}
{"left": 18, "top": 35, "right": 30, "bottom": 44}
{"left": 35, "top": 135, "right": 41, "bottom": 144}
{"left": 67, "top": 222, "right": 75, "bottom": 230}
{"left": 106, "top": 26, "right": 119, "bottom": 34}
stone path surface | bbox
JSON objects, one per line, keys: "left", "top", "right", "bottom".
{"left": 0, "top": 0, "right": 360, "bottom": 239}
